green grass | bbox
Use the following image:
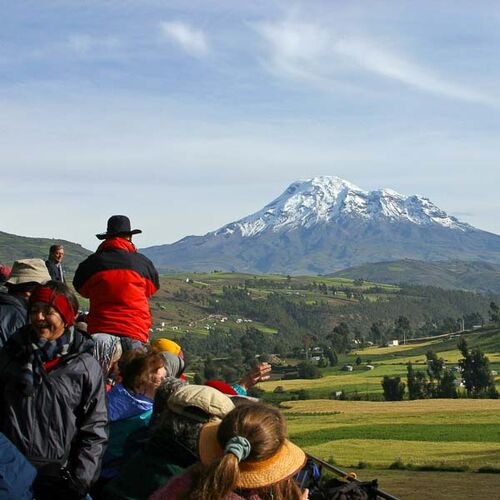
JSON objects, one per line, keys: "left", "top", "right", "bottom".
{"left": 282, "top": 399, "right": 500, "bottom": 471}
{"left": 291, "top": 423, "right": 500, "bottom": 447}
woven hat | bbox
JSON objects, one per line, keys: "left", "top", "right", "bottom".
{"left": 199, "top": 420, "right": 306, "bottom": 489}
{"left": 96, "top": 215, "right": 142, "bottom": 240}
{"left": 6, "top": 259, "right": 51, "bottom": 285}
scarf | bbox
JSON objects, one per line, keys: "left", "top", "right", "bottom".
{"left": 19, "top": 327, "right": 73, "bottom": 396}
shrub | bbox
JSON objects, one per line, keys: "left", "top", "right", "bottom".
{"left": 389, "top": 458, "right": 406, "bottom": 470}
{"left": 477, "top": 466, "right": 500, "bottom": 474}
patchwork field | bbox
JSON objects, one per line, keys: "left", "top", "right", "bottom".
{"left": 284, "top": 399, "right": 500, "bottom": 470}
{"left": 259, "top": 329, "right": 500, "bottom": 399}
{"left": 282, "top": 399, "right": 500, "bottom": 499}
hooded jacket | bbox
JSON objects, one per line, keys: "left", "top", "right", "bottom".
{"left": 0, "top": 326, "right": 108, "bottom": 493}
{"left": 73, "top": 237, "right": 159, "bottom": 343}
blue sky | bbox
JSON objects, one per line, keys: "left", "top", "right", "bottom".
{"left": 1, "top": 0, "right": 500, "bottom": 251}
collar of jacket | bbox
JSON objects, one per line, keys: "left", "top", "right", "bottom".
{"left": 97, "top": 237, "right": 136, "bottom": 253}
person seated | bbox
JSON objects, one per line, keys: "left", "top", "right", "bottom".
{"left": 151, "top": 338, "right": 187, "bottom": 380}
{"left": 103, "top": 384, "right": 235, "bottom": 500}
{"left": 150, "top": 402, "right": 308, "bottom": 500}
{"left": 92, "top": 333, "right": 123, "bottom": 390}
{"left": 102, "top": 349, "right": 167, "bottom": 480}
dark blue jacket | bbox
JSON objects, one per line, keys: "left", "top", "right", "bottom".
{"left": 0, "top": 431, "right": 37, "bottom": 499}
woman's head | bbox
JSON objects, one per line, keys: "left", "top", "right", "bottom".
{"left": 120, "top": 348, "right": 166, "bottom": 395}
{"left": 29, "top": 281, "right": 79, "bottom": 341}
{"left": 192, "top": 402, "right": 306, "bottom": 500}
{"left": 216, "top": 402, "right": 285, "bottom": 462}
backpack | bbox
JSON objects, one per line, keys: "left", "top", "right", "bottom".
{"left": 317, "top": 477, "right": 379, "bottom": 500}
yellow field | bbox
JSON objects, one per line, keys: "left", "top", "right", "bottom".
{"left": 303, "top": 439, "right": 500, "bottom": 469}
{"left": 260, "top": 365, "right": 406, "bottom": 394}
{"left": 283, "top": 398, "right": 500, "bottom": 414}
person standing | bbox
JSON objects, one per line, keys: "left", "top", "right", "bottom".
{"left": 0, "top": 281, "right": 108, "bottom": 500}
{"left": 73, "top": 215, "right": 159, "bottom": 348}
{"left": 45, "top": 245, "right": 65, "bottom": 282}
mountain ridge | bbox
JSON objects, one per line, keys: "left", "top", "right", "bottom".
{"left": 143, "top": 176, "right": 500, "bottom": 274}
{"left": 332, "top": 259, "right": 500, "bottom": 294}
{"left": 214, "top": 176, "right": 472, "bottom": 238}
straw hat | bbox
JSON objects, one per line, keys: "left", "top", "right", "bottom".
{"left": 198, "top": 421, "right": 306, "bottom": 489}
{"left": 6, "top": 259, "right": 51, "bottom": 285}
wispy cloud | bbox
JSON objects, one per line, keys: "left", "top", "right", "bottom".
{"left": 160, "top": 21, "right": 209, "bottom": 57}
{"left": 67, "top": 34, "right": 121, "bottom": 55}
{"left": 255, "top": 20, "right": 497, "bottom": 106}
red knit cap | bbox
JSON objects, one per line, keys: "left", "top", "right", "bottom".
{"left": 29, "top": 287, "right": 76, "bottom": 327}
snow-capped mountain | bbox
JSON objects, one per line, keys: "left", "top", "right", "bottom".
{"left": 215, "top": 176, "right": 470, "bottom": 238}
{"left": 143, "top": 177, "right": 500, "bottom": 274}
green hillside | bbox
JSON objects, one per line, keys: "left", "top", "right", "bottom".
{"left": 0, "top": 230, "right": 91, "bottom": 273}
{"left": 333, "top": 259, "right": 500, "bottom": 293}
{"left": 149, "top": 272, "right": 499, "bottom": 367}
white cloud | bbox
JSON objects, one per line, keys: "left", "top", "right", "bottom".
{"left": 67, "top": 34, "right": 121, "bottom": 55}
{"left": 255, "top": 20, "right": 497, "bottom": 106}
{"left": 334, "top": 38, "right": 496, "bottom": 106}
{"left": 160, "top": 21, "right": 209, "bottom": 57}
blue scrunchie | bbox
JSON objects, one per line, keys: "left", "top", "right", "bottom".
{"left": 224, "top": 436, "right": 251, "bottom": 462}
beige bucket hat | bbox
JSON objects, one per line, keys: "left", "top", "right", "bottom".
{"left": 6, "top": 258, "right": 51, "bottom": 285}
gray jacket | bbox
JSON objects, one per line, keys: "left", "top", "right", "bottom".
{"left": 0, "top": 327, "right": 108, "bottom": 493}
{"left": 0, "top": 292, "right": 28, "bottom": 348}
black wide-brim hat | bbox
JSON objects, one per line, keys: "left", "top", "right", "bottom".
{"left": 96, "top": 215, "right": 142, "bottom": 240}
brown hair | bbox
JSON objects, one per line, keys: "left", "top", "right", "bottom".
{"left": 49, "top": 244, "right": 64, "bottom": 256}
{"left": 119, "top": 348, "right": 165, "bottom": 392}
{"left": 189, "top": 403, "right": 303, "bottom": 500}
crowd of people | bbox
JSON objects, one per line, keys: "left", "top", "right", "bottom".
{"left": 0, "top": 216, "right": 308, "bottom": 500}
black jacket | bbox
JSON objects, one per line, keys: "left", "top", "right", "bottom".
{"left": 0, "top": 292, "right": 28, "bottom": 348}
{"left": 45, "top": 258, "right": 64, "bottom": 282}
{"left": 0, "top": 327, "right": 108, "bottom": 495}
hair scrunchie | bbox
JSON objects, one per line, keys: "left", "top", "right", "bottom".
{"left": 224, "top": 436, "right": 251, "bottom": 462}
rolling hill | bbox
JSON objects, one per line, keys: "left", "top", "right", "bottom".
{"left": 332, "top": 259, "right": 500, "bottom": 293}
{"left": 0, "top": 230, "right": 91, "bottom": 272}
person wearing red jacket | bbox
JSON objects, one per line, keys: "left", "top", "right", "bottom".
{"left": 73, "top": 215, "right": 159, "bottom": 347}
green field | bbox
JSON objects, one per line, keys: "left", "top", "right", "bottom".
{"left": 258, "top": 329, "right": 500, "bottom": 399}
{"left": 282, "top": 399, "right": 500, "bottom": 498}
{"left": 254, "top": 330, "right": 500, "bottom": 498}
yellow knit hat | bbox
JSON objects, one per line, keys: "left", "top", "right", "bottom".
{"left": 152, "top": 338, "right": 182, "bottom": 355}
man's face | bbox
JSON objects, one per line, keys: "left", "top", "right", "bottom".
{"left": 52, "top": 248, "right": 64, "bottom": 263}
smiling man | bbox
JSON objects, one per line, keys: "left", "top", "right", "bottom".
{"left": 45, "top": 245, "right": 65, "bottom": 283}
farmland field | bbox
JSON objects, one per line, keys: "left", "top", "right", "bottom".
{"left": 282, "top": 399, "right": 500, "bottom": 499}
{"left": 284, "top": 399, "right": 500, "bottom": 469}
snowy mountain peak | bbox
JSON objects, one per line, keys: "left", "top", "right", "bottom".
{"left": 215, "top": 176, "right": 471, "bottom": 237}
